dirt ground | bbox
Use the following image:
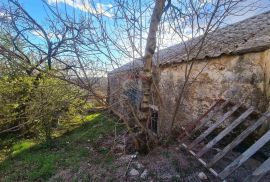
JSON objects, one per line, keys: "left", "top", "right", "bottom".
{"left": 48, "top": 130, "right": 270, "bottom": 182}
{"left": 48, "top": 130, "right": 220, "bottom": 182}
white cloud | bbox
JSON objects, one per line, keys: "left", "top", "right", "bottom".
{"left": 48, "top": 0, "right": 113, "bottom": 17}
{"left": 0, "top": 11, "right": 11, "bottom": 21}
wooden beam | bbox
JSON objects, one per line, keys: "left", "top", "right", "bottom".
{"left": 197, "top": 107, "right": 254, "bottom": 157}
{"left": 186, "top": 100, "right": 230, "bottom": 139}
{"left": 181, "top": 144, "right": 219, "bottom": 177}
{"left": 218, "top": 129, "right": 270, "bottom": 179}
{"left": 207, "top": 112, "right": 270, "bottom": 168}
{"left": 188, "top": 103, "right": 241, "bottom": 149}
{"left": 245, "top": 157, "right": 270, "bottom": 182}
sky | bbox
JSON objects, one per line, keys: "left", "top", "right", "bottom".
{"left": 1, "top": 0, "right": 270, "bottom": 70}
{"left": 17, "top": 0, "right": 270, "bottom": 51}
{"left": 6, "top": 0, "right": 114, "bottom": 24}
{"left": 11, "top": 0, "right": 270, "bottom": 25}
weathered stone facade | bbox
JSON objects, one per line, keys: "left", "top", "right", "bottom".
{"left": 158, "top": 51, "right": 270, "bottom": 133}
{"left": 108, "top": 11, "right": 270, "bottom": 135}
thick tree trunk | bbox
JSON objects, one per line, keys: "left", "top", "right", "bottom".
{"left": 140, "top": 0, "right": 166, "bottom": 124}
{"left": 129, "top": 0, "right": 166, "bottom": 154}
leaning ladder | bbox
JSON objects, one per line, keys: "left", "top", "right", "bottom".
{"left": 181, "top": 99, "right": 270, "bottom": 181}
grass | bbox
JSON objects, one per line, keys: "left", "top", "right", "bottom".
{"left": 0, "top": 113, "right": 123, "bottom": 181}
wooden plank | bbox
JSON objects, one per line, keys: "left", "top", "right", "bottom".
{"left": 218, "top": 129, "right": 270, "bottom": 179}
{"left": 207, "top": 112, "right": 270, "bottom": 168}
{"left": 188, "top": 103, "right": 241, "bottom": 149}
{"left": 197, "top": 107, "right": 254, "bottom": 157}
{"left": 181, "top": 144, "right": 219, "bottom": 177}
{"left": 245, "top": 157, "right": 270, "bottom": 182}
{"left": 186, "top": 100, "right": 230, "bottom": 139}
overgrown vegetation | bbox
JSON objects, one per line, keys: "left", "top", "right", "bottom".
{"left": 0, "top": 113, "right": 123, "bottom": 181}
{"left": 0, "top": 74, "right": 86, "bottom": 141}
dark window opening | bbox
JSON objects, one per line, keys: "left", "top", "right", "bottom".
{"left": 149, "top": 108, "right": 158, "bottom": 134}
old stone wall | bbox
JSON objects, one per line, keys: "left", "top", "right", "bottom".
{"left": 108, "top": 71, "right": 142, "bottom": 120}
{"left": 108, "top": 49, "right": 270, "bottom": 135}
{"left": 264, "top": 49, "right": 270, "bottom": 102}
{"left": 159, "top": 50, "right": 270, "bottom": 134}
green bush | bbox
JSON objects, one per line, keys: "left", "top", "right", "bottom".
{"left": 0, "top": 74, "right": 85, "bottom": 141}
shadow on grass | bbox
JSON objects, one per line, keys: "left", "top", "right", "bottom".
{"left": 0, "top": 113, "right": 123, "bottom": 182}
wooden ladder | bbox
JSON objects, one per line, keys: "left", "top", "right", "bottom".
{"left": 181, "top": 99, "right": 270, "bottom": 181}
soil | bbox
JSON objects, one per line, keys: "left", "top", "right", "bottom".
{"left": 48, "top": 131, "right": 220, "bottom": 182}
{"left": 49, "top": 130, "right": 270, "bottom": 182}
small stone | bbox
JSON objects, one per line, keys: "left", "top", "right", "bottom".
{"left": 140, "top": 169, "right": 148, "bottom": 179}
{"left": 119, "top": 155, "right": 132, "bottom": 162}
{"left": 131, "top": 154, "right": 137, "bottom": 159}
{"left": 115, "top": 144, "right": 125, "bottom": 152}
{"left": 198, "top": 172, "right": 208, "bottom": 180}
{"left": 129, "top": 169, "right": 140, "bottom": 176}
{"left": 160, "top": 174, "right": 173, "bottom": 180}
{"left": 134, "top": 161, "right": 144, "bottom": 169}
{"left": 115, "top": 152, "right": 122, "bottom": 156}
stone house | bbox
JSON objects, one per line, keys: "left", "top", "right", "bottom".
{"left": 108, "top": 11, "right": 270, "bottom": 135}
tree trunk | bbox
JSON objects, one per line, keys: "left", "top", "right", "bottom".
{"left": 132, "top": 0, "right": 165, "bottom": 154}
{"left": 140, "top": 0, "right": 166, "bottom": 124}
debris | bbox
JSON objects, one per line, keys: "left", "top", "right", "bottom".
{"left": 129, "top": 168, "right": 139, "bottom": 176}
{"left": 119, "top": 155, "right": 133, "bottom": 163}
{"left": 160, "top": 174, "right": 173, "bottom": 180}
{"left": 115, "top": 144, "right": 125, "bottom": 151}
{"left": 124, "top": 152, "right": 137, "bottom": 177}
{"left": 131, "top": 153, "right": 138, "bottom": 159}
{"left": 134, "top": 161, "right": 144, "bottom": 169}
{"left": 140, "top": 169, "right": 148, "bottom": 179}
{"left": 198, "top": 172, "right": 208, "bottom": 180}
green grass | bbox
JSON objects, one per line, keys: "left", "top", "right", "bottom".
{"left": 0, "top": 113, "right": 123, "bottom": 181}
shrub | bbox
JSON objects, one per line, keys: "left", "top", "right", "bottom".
{"left": 0, "top": 74, "right": 85, "bottom": 141}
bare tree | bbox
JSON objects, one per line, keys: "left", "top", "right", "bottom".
{"left": 0, "top": 0, "right": 107, "bottom": 105}
{"left": 0, "top": 0, "right": 261, "bottom": 152}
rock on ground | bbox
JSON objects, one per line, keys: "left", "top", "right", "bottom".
{"left": 129, "top": 168, "right": 140, "bottom": 176}
{"left": 140, "top": 169, "right": 148, "bottom": 179}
